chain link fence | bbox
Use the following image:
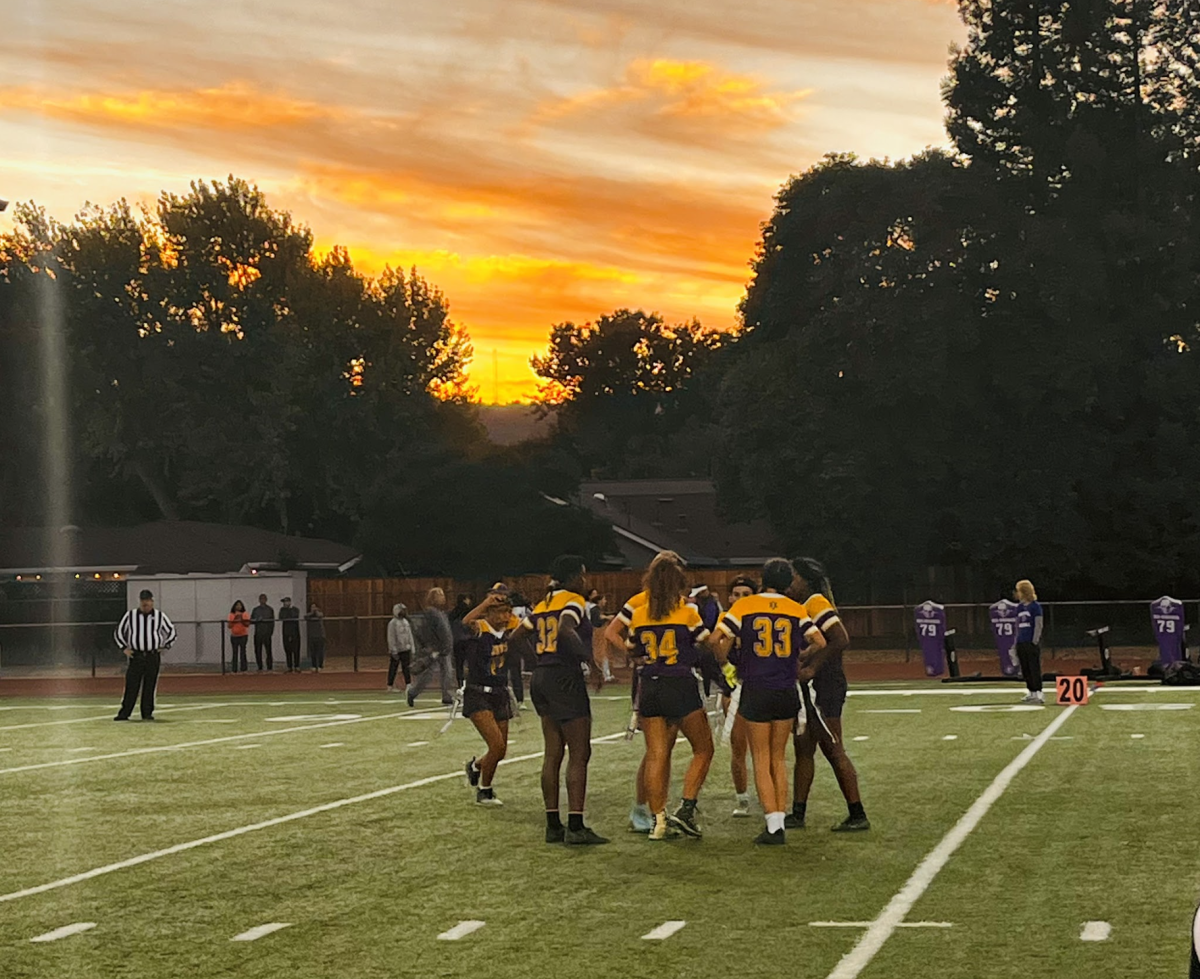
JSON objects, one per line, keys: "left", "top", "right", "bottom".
{"left": 0, "top": 598, "right": 1186, "bottom": 678}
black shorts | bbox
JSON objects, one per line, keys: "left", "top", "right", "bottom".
{"left": 738, "top": 684, "right": 800, "bottom": 723}
{"left": 530, "top": 664, "right": 590, "bottom": 723}
{"left": 813, "top": 664, "right": 848, "bottom": 719}
{"left": 638, "top": 674, "right": 703, "bottom": 724}
{"left": 463, "top": 686, "right": 513, "bottom": 722}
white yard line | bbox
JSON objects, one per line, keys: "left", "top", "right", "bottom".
{"left": 941, "top": 736, "right": 958, "bottom": 741}
{"left": 232, "top": 922, "right": 291, "bottom": 942}
{"left": 810, "top": 922, "right": 953, "bottom": 929}
{"left": 824, "top": 705, "right": 1078, "bottom": 979}
{"left": 642, "top": 921, "right": 687, "bottom": 940}
{"left": 319, "top": 743, "right": 344, "bottom": 749}
{"left": 437, "top": 921, "right": 486, "bottom": 940}
{"left": 0, "top": 703, "right": 229, "bottom": 732}
{"left": 0, "top": 709, "right": 428, "bottom": 777}
{"left": 1080, "top": 921, "right": 1111, "bottom": 942}
{"left": 29, "top": 922, "right": 96, "bottom": 942}
{"left": 0, "top": 732, "right": 626, "bottom": 905}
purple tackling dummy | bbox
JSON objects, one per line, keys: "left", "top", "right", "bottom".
{"left": 1150, "top": 596, "right": 1185, "bottom": 666}
{"left": 914, "top": 601, "right": 946, "bottom": 677}
{"left": 989, "top": 599, "right": 1021, "bottom": 676}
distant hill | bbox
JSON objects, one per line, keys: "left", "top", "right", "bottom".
{"left": 475, "top": 404, "right": 556, "bottom": 446}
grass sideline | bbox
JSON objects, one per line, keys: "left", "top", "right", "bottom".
{"left": 1, "top": 685, "right": 1198, "bottom": 979}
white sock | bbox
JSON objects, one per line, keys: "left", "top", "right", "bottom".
{"left": 481, "top": 783, "right": 491, "bottom": 791}
{"left": 766, "top": 812, "right": 785, "bottom": 833}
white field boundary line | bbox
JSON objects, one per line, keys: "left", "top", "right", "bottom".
{"left": 0, "top": 709, "right": 431, "bottom": 776}
{"left": 844, "top": 687, "right": 1200, "bottom": 698}
{"left": 0, "top": 731, "right": 626, "bottom": 905}
{"left": 0, "top": 703, "right": 236, "bottom": 732}
{"left": 824, "top": 704, "right": 1078, "bottom": 979}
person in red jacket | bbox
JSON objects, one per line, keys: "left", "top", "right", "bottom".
{"left": 228, "top": 600, "right": 250, "bottom": 673}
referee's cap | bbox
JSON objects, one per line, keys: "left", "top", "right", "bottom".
{"left": 139, "top": 589, "right": 154, "bottom": 601}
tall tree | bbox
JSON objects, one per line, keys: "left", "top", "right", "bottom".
{"left": 532, "top": 308, "right": 728, "bottom": 479}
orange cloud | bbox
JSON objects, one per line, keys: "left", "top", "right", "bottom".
{"left": 530, "top": 58, "right": 811, "bottom": 141}
{"left": 0, "top": 82, "right": 342, "bottom": 132}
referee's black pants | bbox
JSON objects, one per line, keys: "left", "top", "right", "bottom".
{"left": 1016, "top": 641, "right": 1043, "bottom": 693}
{"left": 118, "top": 650, "right": 161, "bottom": 719}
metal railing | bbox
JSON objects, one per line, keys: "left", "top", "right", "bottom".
{"left": 0, "top": 612, "right": 444, "bottom": 678}
{"left": 0, "top": 601, "right": 1188, "bottom": 677}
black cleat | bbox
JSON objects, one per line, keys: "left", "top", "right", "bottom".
{"left": 831, "top": 814, "right": 871, "bottom": 833}
{"left": 564, "top": 826, "right": 609, "bottom": 846}
{"left": 113, "top": 715, "right": 130, "bottom": 722}
{"left": 545, "top": 825, "right": 566, "bottom": 844}
{"left": 754, "top": 828, "right": 786, "bottom": 846}
{"left": 668, "top": 807, "right": 702, "bottom": 839}
{"left": 465, "top": 758, "right": 480, "bottom": 787}
{"left": 784, "top": 812, "right": 806, "bottom": 830}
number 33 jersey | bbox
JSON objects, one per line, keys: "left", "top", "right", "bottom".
{"left": 626, "top": 601, "right": 710, "bottom": 678}
{"left": 718, "top": 593, "right": 820, "bottom": 690}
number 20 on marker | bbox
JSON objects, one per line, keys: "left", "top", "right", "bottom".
{"left": 1056, "top": 676, "right": 1089, "bottom": 706}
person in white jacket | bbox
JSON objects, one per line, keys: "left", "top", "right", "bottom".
{"left": 386, "top": 603, "right": 415, "bottom": 693}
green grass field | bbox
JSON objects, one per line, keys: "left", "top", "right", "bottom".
{"left": 2, "top": 683, "right": 1198, "bottom": 979}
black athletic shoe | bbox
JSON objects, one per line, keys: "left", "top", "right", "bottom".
{"left": 754, "top": 828, "right": 786, "bottom": 846}
{"left": 784, "top": 812, "right": 806, "bottom": 830}
{"left": 564, "top": 826, "right": 610, "bottom": 846}
{"left": 831, "top": 815, "right": 871, "bottom": 832}
{"left": 142, "top": 716, "right": 155, "bottom": 722}
{"left": 406, "top": 691, "right": 416, "bottom": 708}
{"left": 442, "top": 699, "right": 454, "bottom": 706}
{"left": 545, "top": 825, "right": 566, "bottom": 844}
{"left": 668, "top": 808, "right": 702, "bottom": 839}
{"left": 113, "top": 715, "right": 130, "bottom": 722}
{"left": 465, "top": 758, "right": 480, "bottom": 788}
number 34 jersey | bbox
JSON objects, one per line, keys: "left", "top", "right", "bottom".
{"left": 718, "top": 593, "right": 820, "bottom": 690}
{"left": 626, "top": 601, "right": 711, "bottom": 678}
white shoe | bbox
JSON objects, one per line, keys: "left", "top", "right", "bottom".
{"left": 1033, "top": 691, "right": 1045, "bottom": 704}
{"left": 1019, "top": 693, "right": 1038, "bottom": 704}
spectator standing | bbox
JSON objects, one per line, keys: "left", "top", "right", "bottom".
{"left": 228, "top": 600, "right": 250, "bottom": 673}
{"left": 279, "top": 596, "right": 302, "bottom": 672}
{"left": 407, "top": 587, "right": 456, "bottom": 707}
{"left": 586, "top": 590, "right": 614, "bottom": 681}
{"left": 387, "top": 603, "right": 415, "bottom": 693}
{"left": 250, "top": 594, "right": 275, "bottom": 671}
{"left": 113, "top": 589, "right": 176, "bottom": 721}
{"left": 307, "top": 602, "right": 326, "bottom": 672}
{"left": 1014, "top": 579, "right": 1045, "bottom": 704}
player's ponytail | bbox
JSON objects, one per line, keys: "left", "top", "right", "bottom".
{"left": 645, "top": 551, "right": 687, "bottom": 620}
{"left": 761, "top": 558, "right": 794, "bottom": 594}
{"left": 792, "top": 556, "right": 835, "bottom": 604}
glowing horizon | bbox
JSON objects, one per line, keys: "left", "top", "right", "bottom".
{"left": 1, "top": 0, "right": 964, "bottom": 402}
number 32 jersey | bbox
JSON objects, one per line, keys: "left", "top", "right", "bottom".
{"left": 521, "top": 590, "right": 591, "bottom": 667}
{"left": 718, "top": 593, "right": 819, "bottom": 690}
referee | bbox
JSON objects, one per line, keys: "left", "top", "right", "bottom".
{"left": 113, "top": 589, "right": 177, "bottom": 721}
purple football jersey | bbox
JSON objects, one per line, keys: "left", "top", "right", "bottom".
{"left": 914, "top": 601, "right": 946, "bottom": 677}
{"left": 1150, "top": 596, "right": 1185, "bottom": 665}
{"left": 989, "top": 600, "right": 1020, "bottom": 676}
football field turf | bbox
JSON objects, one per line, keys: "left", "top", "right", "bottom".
{"left": 2, "top": 683, "right": 1197, "bottom": 978}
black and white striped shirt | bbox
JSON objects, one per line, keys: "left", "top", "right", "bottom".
{"left": 114, "top": 608, "right": 177, "bottom": 653}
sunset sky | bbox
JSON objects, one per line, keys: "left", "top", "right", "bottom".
{"left": 3, "top": 0, "right": 965, "bottom": 401}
